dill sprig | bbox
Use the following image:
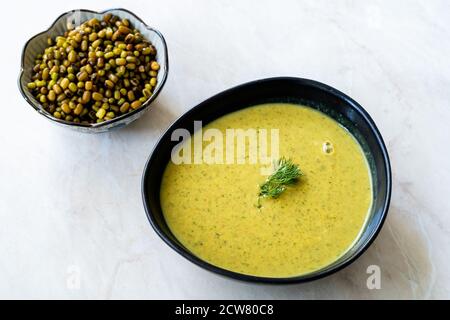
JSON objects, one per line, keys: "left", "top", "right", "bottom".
{"left": 258, "top": 158, "right": 302, "bottom": 205}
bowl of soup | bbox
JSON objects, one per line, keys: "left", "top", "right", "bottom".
{"left": 142, "top": 77, "right": 391, "bottom": 283}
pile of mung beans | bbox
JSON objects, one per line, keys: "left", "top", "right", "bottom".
{"left": 27, "top": 13, "right": 160, "bottom": 124}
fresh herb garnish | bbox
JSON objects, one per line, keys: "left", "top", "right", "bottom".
{"left": 257, "top": 157, "right": 302, "bottom": 207}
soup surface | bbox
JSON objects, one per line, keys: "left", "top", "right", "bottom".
{"left": 160, "top": 103, "right": 372, "bottom": 277}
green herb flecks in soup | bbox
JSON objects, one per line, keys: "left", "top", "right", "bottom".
{"left": 160, "top": 103, "right": 372, "bottom": 277}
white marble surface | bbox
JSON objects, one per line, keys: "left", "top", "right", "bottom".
{"left": 1, "top": 0, "right": 449, "bottom": 299}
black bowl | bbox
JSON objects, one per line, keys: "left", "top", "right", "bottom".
{"left": 142, "top": 77, "right": 392, "bottom": 284}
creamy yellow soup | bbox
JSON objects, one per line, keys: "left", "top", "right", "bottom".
{"left": 160, "top": 103, "right": 372, "bottom": 277}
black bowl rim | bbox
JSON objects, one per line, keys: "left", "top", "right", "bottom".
{"left": 141, "top": 77, "right": 392, "bottom": 284}
{"left": 18, "top": 8, "right": 169, "bottom": 130}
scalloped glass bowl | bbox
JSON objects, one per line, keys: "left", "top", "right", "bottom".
{"left": 18, "top": 8, "right": 169, "bottom": 133}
